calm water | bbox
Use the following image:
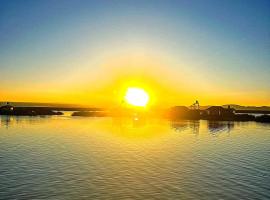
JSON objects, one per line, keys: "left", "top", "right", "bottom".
{"left": 0, "top": 115, "right": 270, "bottom": 200}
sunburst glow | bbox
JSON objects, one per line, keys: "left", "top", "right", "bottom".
{"left": 125, "top": 87, "right": 149, "bottom": 107}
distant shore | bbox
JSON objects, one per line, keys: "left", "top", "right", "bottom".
{"left": 1, "top": 106, "right": 270, "bottom": 123}
{"left": 71, "top": 109, "right": 270, "bottom": 123}
{"left": 0, "top": 107, "right": 63, "bottom": 116}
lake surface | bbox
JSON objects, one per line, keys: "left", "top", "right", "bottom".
{"left": 0, "top": 115, "right": 270, "bottom": 200}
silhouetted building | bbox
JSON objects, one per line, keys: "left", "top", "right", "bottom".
{"left": 205, "top": 106, "right": 235, "bottom": 116}
{"left": 227, "top": 105, "right": 236, "bottom": 114}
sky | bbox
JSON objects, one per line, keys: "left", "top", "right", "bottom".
{"left": 0, "top": 0, "right": 269, "bottom": 107}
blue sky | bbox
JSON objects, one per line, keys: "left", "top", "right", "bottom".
{"left": 0, "top": 0, "right": 269, "bottom": 105}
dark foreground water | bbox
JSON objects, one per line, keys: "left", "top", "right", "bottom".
{"left": 0, "top": 115, "right": 270, "bottom": 200}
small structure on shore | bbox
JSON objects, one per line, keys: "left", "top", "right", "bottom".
{"left": 0, "top": 102, "right": 14, "bottom": 112}
{"left": 190, "top": 100, "right": 200, "bottom": 110}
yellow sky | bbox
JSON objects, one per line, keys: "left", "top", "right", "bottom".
{"left": 1, "top": 51, "right": 269, "bottom": 107}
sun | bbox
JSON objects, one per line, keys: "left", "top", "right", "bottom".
{"left": 124, "top": 87, "right": 149, "bottom": 107}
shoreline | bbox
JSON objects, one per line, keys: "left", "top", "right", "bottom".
{"left": 1, "top": 106, "right": 270, "bottom": 123}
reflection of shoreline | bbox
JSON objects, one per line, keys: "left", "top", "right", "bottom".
{"left": 207, "top": 121, "right": 234, "bottom": 134}
{"left": 0, "top": 115, "right": 256, "bottom": 136}
{"left": 170, "top": 120, "right": 200, "bottom": 135}
{"left": 0, "top": 115, "right": 12, "bottom": 129}
{"left": 170, "top": 120, "right": 236, "bottom": 135}
{"left": 0, "top": 115, "right": 52, "bottom": 129}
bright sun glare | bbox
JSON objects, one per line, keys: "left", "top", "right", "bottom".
{"left": 125, "top": 87, "right": 149, "bottom": 107}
